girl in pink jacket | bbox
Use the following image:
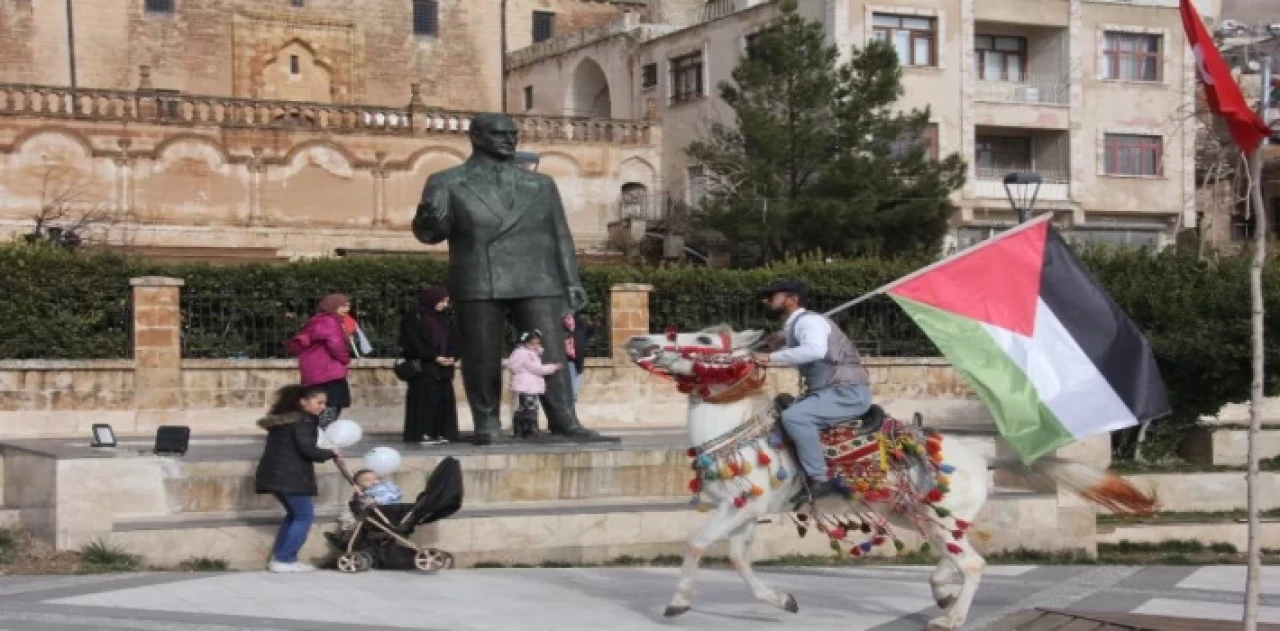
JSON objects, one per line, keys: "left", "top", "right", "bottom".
{"left": 504, "top": 330, "right": 560, "bottom": 439}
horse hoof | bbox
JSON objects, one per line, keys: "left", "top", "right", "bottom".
{"left": 926, "top": 617, "right": 956, "bottom": 631}
{"left": 664, "top": 606, "right": 691, "bottom": 618}
{"left": 935, "top": 594, "right": 956, "bottom": 610}
{"left": 784, "top": 594, "right": 799, "bottom": 613}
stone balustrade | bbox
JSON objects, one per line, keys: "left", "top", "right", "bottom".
{"left": 0, "top": 83, "right": 652, "bottom": 145}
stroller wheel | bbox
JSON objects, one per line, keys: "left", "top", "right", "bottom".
{"left": 414, "top": 548, "right": 450, "bottom": 573}
{"left": 354, "top": 550, "right": 374, "bottom": 572}
{"left": 336, "top": 553, "right": 360, "bottom": 573}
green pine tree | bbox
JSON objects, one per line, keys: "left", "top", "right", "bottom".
{"left": 685, "top": 0, "right": 966, "bottom": 263}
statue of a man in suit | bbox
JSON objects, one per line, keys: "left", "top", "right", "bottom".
{"left": 413, "top": 113, "right": 597, "bottom": 444}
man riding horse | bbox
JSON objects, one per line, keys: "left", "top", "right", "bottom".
{"left": 750, "top": 279, "right": 874, "bottom": 505}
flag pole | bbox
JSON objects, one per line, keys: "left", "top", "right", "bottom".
{"left": 1244, "top": 52, "right": 1271, "bottom": 631}
{"left": 822, "top": 213, "right": 1055, "bottom": 318}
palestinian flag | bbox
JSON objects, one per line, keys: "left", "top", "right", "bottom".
{"left": 886, "top": 216, "right": 1169, "bottom": 463}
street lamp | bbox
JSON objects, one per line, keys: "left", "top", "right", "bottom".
{"left": 1003, "top": 172, "right": 1042, "bottom": 224}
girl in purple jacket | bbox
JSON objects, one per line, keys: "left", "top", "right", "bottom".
{"left": 286, "top": 294, "right": 352, "bottom": 426}
{"left": 504, "top": 330, "right": 561, "bottom": 439}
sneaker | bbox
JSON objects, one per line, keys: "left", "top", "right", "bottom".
{"left": 267, "top": 560, "right": 295, "bottom": 573}
{"left": 291, "top": 562, "right": 318, "bottom": 573}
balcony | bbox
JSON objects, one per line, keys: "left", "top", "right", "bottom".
{"left": 975, "top": 74, "right": 1068, "bottom": 106}
{"left": 971, "top": 128, "right": 1071, "bottom": 202}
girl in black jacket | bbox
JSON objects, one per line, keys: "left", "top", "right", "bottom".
{"left": 254, "top": 384, "right": 342, "bottom": 573}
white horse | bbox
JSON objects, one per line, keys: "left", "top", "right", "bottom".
{"left": 624, "top": 325, "right": 1155, "bottom": 631}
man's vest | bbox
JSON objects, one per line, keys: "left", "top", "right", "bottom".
{"left": 786, "top": 311, "right": 870, "bottom": 392}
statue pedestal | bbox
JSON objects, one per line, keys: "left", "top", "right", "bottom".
{"left": 459, "top": 431, "right": 621, "bottom": 446}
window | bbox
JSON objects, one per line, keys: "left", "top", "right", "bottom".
{"left": 1103, "top": 32, "right": 1161, "bottom": 82}
{"left": 523, "top": 86, "right": 534, "bottom": 111}
{"left": 687, "top": 165, "right": 708, "bottom": 205}
{"left": 290, "top": 0, "right": 304, "bottom": 6}
{"left": 413, "top": 0, "right": 439, "bottom": 37}
{"left": 533, "top": 11, "right": 556, "bottom": 43}
{"left": 744, "top": 29, "right": 774, "bottom": 60}
{"left": 872, "top": 14, "right": 936, "bottom": 67}
{"left": 892, "top": 123, "right": 940, "bottom": 159}
{"left": 975, "top": 35, "right": 1026, "bottom": 81}
{"left": 641, "top": 63, "right": 658, "bottom": 89}
{"left": 1104, "top": 134, "right": 1163, "bottom": 176}
{"left": 975, "top": 135, "right": 1032, "bottom": 179}
{"left": 145, "top": 0, "right": 174, "bottom": 12}
{"left": 670, "top": 52, "right": 704, "bottom": 104}
{"left": 289, "top": 55, "right": 300, "bottom": 76}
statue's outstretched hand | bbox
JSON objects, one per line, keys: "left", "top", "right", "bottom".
{"left": 567, "top": 286, "right": 589, "bottom": 312}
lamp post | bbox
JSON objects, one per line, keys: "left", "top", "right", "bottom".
{"left": 1003, "top": 171, "right": 1042, "bottom": 224}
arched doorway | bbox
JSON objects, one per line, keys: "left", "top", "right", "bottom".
{"left": 568, "top": 58, "right": 611, "bottom": 118}
{"left": 619, "top": 182, "right": 650, "bottom": 220}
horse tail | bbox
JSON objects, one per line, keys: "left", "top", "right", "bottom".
{"left": 987, "top": 456, "right": 1156, "bottom": 516}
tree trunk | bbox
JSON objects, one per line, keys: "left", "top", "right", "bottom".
{"left": 1244, "top": 146, "right": 1265, "bottom": 631}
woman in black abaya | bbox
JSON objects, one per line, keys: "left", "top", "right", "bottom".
{"left": 399, "top": 286, "right": 460, "bottom": 444}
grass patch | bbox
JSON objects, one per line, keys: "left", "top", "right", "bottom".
{"left": 1097, "top": 539, "right": 1280, "bottom": 565}
{"left": 1109, "top": 456, "right": 1280, "bottom": 475}
{"left": 177, "top": 557, "right": 228, "bottom": 572}
{"left": 79, "top": 540, "right": 142, "bottom": 574}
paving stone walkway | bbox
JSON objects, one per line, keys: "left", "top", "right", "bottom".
{"left": 0, "top": 565, "right": 1275, "bottom": 630}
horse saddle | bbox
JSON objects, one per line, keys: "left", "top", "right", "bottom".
{"left": 773, "top": 394, "right": 886, "bottom": 437}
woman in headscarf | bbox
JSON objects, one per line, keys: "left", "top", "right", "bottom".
{"left": 399, "top": 286, "right": 460, "bottom": 445}
{"left": 285, "top": 294, "right": 352, "bottom": 427}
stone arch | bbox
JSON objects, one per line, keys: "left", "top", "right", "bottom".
{"left": 279, "top": 140, "right": 357, "bottom": 179}
{"left": 404, "top": 145, "right": 469, "bottom": 172}
{"left": 535, "top": 151, "right": 584, "bottom": 178}
{"left": 11, "top": 127, "right": 95, "bottom": 160}
{"left": 257, "top": 38, "right": 336, "bottom": 102}
{"left": 566, "top": 57, "right": 611, "bottom": 118}
{"left": 151, "top": 134, "right": 232, "bottom": 165}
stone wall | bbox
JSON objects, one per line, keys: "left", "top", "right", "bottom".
{"left": 0, "top": 278, "right": 994, "bottom": 440}
{"left": 0, "top": 83, "right": 658, "bottom": 258}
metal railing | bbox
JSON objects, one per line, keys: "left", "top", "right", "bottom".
{"left": 180, "top": 286, "right": 611, "bottom": 360}
{"left": 647, "top": 291, "right": 939, "bottom": 358}
{"left": 974, "top": 74, "right": 1070, "bottom": 106}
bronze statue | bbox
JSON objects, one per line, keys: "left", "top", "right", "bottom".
{"left": 413, "top": 113, "right": 596, "bottom": 444}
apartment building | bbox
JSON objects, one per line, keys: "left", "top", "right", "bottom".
{"left": 508, "top": 0, "right": 1199, "bottom": 248}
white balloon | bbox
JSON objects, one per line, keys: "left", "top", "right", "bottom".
{"left": 324, "top": 420, "right": 363, "bottom": 448}
{"left": 362, "top": 446, "right": 402, "bottom": 476}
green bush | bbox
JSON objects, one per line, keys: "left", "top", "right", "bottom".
{"left": 0, "top": 241, "right": 1270, "bottom": 463}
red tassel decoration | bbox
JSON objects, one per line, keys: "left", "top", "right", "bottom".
{"left": 926, "top": 489, "right": 944, "bottom": 503}
{"left": 686, "top": 447, "right": 697, "bottom": 458}
{"left": 850, "top": 547, "right": 862, "bottom": 557}
{"left": 946, "top": 543, "right": 963, "bottom": 555}
{"left": 951, "top": 530, "right": 964, "bottom": 540}
{"left": 872, "top": 536, "right": 886, "bottom": 546}
{"left": 733, "top": 496, "right": 747, "bottom": 508}
{"left": 688, "top": 478, "right": 701, "bottom": 493}
{"left": 758, "top": 451, "right": 772, "bottom": 466}
{"left": 954, "top": 519, "right": 971, "bottom": 531}
{"left": 829, "top": 527, "right": 847, "bottom": 540}
{"left": 728, "top": 461, "right": 742, "bottom": 476}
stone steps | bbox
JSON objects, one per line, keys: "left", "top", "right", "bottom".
{"left": 101, "top": 491, "right": 1063, "bottom": 570}
{"left": 1098, "top": 520, "right": 1280, "bottom": 551}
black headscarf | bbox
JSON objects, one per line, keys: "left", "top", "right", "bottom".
{"left": 417, "top": 286, "right": 451, "bottom": 355}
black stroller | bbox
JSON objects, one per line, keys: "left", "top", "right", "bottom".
{"left": 326, "top": 456, "right": 464, "bottom": 573}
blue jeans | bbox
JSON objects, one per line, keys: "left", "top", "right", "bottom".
{"left": 781, "top": 384, "right": 873, "bottom": 479}
{"left": 271, "top": 493, "right": 315, "bottom": 563}
{"left": 568, "top": 364, "right": 582, "bottom": 400}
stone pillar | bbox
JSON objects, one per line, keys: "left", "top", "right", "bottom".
{"left": 408, "top": 82, "right": 429, "bottom": 134}
{"left": 131, "top": 277, "right": 184, "bottom": 432}
{"left": 608, "top": 284, "right": 653, "bottom": 363}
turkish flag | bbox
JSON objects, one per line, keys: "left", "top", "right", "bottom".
{"left": 1180, "top": 0, "right": 1270, "bottom": 152}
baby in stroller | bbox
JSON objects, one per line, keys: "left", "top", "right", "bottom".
{"left": 325, "top": 456, "right": 464, "bottom": 573}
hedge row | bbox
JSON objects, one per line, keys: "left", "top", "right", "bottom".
{"left": 0, "top": 242, "right": 1272, "bottom": 462}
